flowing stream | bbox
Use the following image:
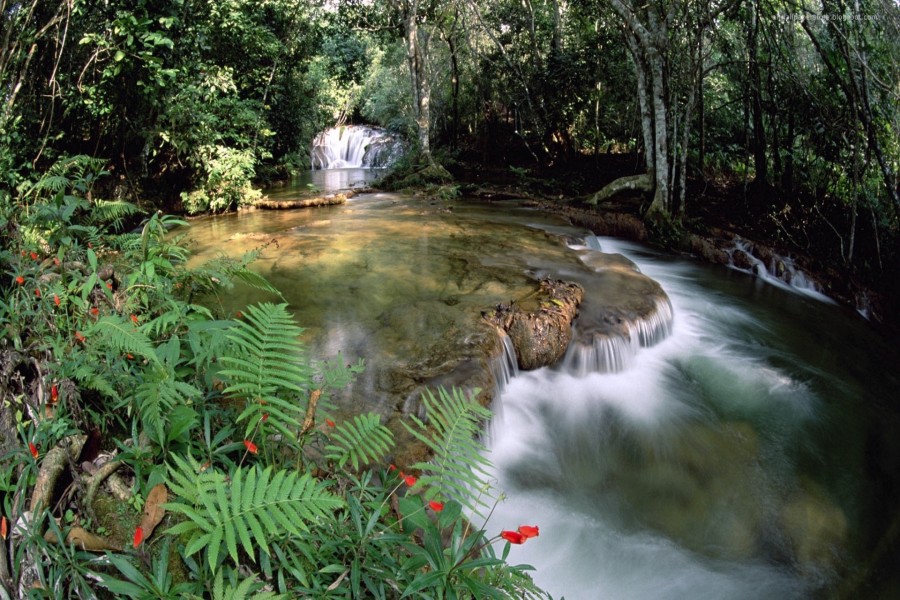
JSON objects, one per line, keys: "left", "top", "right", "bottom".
{"left": 185, "top": 186, "right": 900, "bottom": 598}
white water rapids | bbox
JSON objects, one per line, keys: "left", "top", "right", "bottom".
{"left": 480, "top": 236, "right": 868, "bottom": 599}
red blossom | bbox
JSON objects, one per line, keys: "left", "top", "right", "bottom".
{"left": 0, "top": 516, "right": 7, "bottom": 540}
{"left": 133, "top": 526, "right": 143, "bottom": 548}
{"left": 243, "top": 440, "right": 258, "bottom": 455}
{"left": 53, "top": 294, "right": 60, "bottom": 306}
{"left": 500, "top": 530, "right": 526, "bottom": 544}
{"left": 15, "top": 276, "right": 24, "bottom": 285}
{"left": 235, "top": 311, "right": 243, "bottom": 318}
{"left": 429, "top": 500, "right": 445, "bottom": 512}
{"left": 126, "top": 353, "right": 134, "bottom": 359}
{"left": 105, "top": 281, "right": 113, "bottom": 290}
{"left": 90, "top": 307, "right": 99, "bottom": 316}
{"left": 50, "top": 385, "right": 59, "bottom": 403}
{"left": 34, "top": 288, "right": 41, "bottom": 298}
{"left": 30, "top": 252, "right": 38, "bottom": 260}
{"left": 403, "top": 474, "right": 417, "bottom": 487}
{"left": 131, "top": 314, "right": 139, "bottom": 325}
{"left": 28, "top": 442, "right": 38, "bottom": 459}
{"left": 325, "top": 419, "right": 335, "bottom": 428}
{"left": 74, "top": 331, "right": 86, "bottom": 343}
{"left": 388, "top": 464, "right": 397, "bottom": 472}
{"left": 261, "top": 413, "right": 269, "bottom": 422}
{"left": 53, "top": 257, "right": 60, "bottom": 266}
{"left": 518, "top": 525, "right": 539, "bottom": 539}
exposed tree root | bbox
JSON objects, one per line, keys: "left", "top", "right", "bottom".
{"left": 587, "top": 173, "right": 653, "bottom": 205}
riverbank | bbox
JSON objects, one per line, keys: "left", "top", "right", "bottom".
{"left": 442, "top": 158, "right": 899, "bottom": 339}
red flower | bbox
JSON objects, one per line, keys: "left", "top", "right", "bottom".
{"left": 133, "top": 526, "right": 143, "bottom": 548}
{"left": 388, "top": 464, "right": 398, "bottom": 472}
{"left": 126, "top": 353, "right": 134, "bottom": 360}
{"left": 34, "top": 288, "right": 41, "bottom": 298}
{"left": 243, "top": 440, "right": 258, "bottom": 454}
{"left": 74, "top": 331, "right": 86, "bottom": 343}
{"left": 261, "top": 413, "right": 269, "bottom": 422}
{"left": 50, "top": 385, "right": 59, "bottom": 403}
{"left": 403, "top": 474, "right": 417, "bottom": 487}
{"left": 53, "top": 294, "right": 60, "bottom": 306}
{"left": 28, "top": 442, "right": 38, "bottom": 459}
{"left": 131, "top": 314, "right": 139, "bottom": 325}
{"left": 325, "top": 419, "right": 335, "bottom": 428}
{"left": 500, "top": 530, "right": 526, "bottom": 544}
{"left": 15, "top": 276, "right": 24, "bottom": 285}
{"left": 0, "top": 516, "right": 7, "bottom": 540}
{"left": 429, "top": 500, "right": 445, "bottom": 512}
{"left": 105, "top": 281, "right": 113, "bottom": 290}
{"left": 30, "top": 251, "right": 38, "bottom": 260}
{"left": 53, "top": 257, "right": 60, "bottom": 266}
{"left": 90, "top": 307, "right": 99, "bottom": 316}
{"left": 518, "top": 525, "right": 539, "bottom": 539}
{"left": 235, "top": 311, "right": 243, "bottom": 319}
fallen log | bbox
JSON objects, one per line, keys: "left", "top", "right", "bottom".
{"left": 254, "top": 191, "right": 352, "bottom": 210}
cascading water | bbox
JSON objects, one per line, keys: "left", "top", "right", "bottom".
{"left": 725, "top": 238, "right": 833, "bottom": 304}
{"left": 183, "top": 191, "right": 900, "bottom": 598}
{"left": 310, "top": 125, "right": 405, "bottom": 170}
{"left": 481, "top": 236, "right": 900, "bottom": 599}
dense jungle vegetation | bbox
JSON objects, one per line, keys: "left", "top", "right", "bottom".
{"left": 1, "top": 0, "right": 898, "bottom": 597}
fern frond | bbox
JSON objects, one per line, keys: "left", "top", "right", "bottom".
{"left": 324, "top": 413, "right": 395, "bottom": 470}
{"left": 90, "top": 199, "right": 142, "bottom": 230}
{"left": 133, "top": 371, "right": 201, "bottom": 446}
{"left": 218, "top": 303, "right": 312, "bottom": 438}
{"left": 88, "top": 316, "right": 160, "bottom": 366}
{"left": 402, "top": 387, "right": 494, "bottom": 515}
{"left": 164, "top": 458, "right": 343, "bottom": 571}
{"left": 213, "top": 569, "right": 287, "bottom": 600}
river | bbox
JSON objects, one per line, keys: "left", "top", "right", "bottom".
{"left": 185, "top": 182, "right": 900, "bottom": 599}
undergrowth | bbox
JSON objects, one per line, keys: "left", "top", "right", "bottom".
{"left": 0, "top": 156, "right": 548, "bottom": 599}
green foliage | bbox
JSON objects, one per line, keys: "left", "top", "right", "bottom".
{"left": 218, "top": 302, "right": 312, "bottom": 440}
{"left": 181, "top": 146, "right": 262, "bottom": 214}
{"left": 165, "top": 455, "right": 343, "bottom": 571}
{"left": 325, "top": 413, "right": 394, "bottom": 470}
{"left": 403, "top": 387, "right": 494, "bottom": 515}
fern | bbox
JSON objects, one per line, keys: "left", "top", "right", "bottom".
{"left": 133, "top": 373, "right": 200, "bottom": 447}
{"left": 90, "top": 199, "right": 142, "bottom": 231}
{"left": 213, "top": 569, "right": 286, "bottom": 600}
{"left": 218, "top": 303, "right": 312, "bottom": 439}
{"left": 164, "top": 455, "right": 343, "bottom": 571}
{"left": 88, "top": 316, "right": 161, "bottom": 366}
{"left": 403, "top": 387, "right": 494, "bottom": 515}
{"left": 324, "top": 413, "right": 395, "bottom": 470}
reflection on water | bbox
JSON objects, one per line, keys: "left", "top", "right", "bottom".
{"left": 267, "top": 168, "right": 384, "bottom": 197}
{"left": 184, "top": 190, "right": 900, "bottom": 599}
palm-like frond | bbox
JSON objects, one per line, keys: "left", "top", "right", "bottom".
{"left": 324, "top": 413, "right": 395, "bottom": 470}
{"left": 403, "top": 387, "right": 494, "bottom": 515}
{"left": 164, "top": 455, "right": 343, "bottom": 571}
{"left": 218, "top": 303, "right": 312, "bottom": 438}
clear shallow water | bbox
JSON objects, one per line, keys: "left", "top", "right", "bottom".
{"left": 184, "top": 190, "right": 900, "bottom": 598}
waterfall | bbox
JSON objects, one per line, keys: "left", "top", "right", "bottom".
{"left": 310, "top": 125, "right": 405, "bottom": 170}
{"left": 560, "top": 234, "right": 676, "bottom": 376}
{"left": 725, "top": 238, "right": 835, "bottom": 303}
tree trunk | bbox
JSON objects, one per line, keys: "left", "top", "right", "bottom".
{"left": 401, "top": 0, "right": 434, "bottom": 164}
{"left": 625, "top": 32, "right": 654, "bottom": 171}
{"left": 748, "top": 4, "right": 767, "bottom": 188}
